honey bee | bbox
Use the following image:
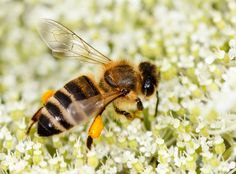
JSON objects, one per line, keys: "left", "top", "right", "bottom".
{"left": 27, "top": 19, "right": 160, "bottom": 149}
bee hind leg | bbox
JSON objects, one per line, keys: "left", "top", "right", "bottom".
{"left": 26, "top": 90, "right": 55, "bottom": 135}
{"left": 86, "top": 136, "right": 93, "bottom": 150}
{"left": 87, "top": 115, "right": 104, "bottom": 150}
{"left": 26, "top": 107, "right": 42, "bottom": 135}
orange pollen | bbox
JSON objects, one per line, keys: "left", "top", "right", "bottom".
{"left": 41, "top": 89, "right": 55, "bottom": 105}
{"left": 88, "top": 115, "right": 104, "bottom": 139}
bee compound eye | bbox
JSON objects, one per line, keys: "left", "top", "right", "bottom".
{"left": 142, "top": 77, "right": 155, "bottom": 96}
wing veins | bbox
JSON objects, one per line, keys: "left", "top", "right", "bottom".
{"left": 39, "top": 19, "right": 112, "bottom": 64}
{"left": 52, "top": 47, "right": 107, "bottom": 64}
{"left": 50, "top": 32, "right": 108, "bottom": 64}
{"left": 46, "top": 33, "right": 108, "bottom": 64}
{"left": 47, "top": 29, "right": 109, "bottom": 62}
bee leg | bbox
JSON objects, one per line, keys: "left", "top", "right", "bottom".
{"left": 154, "top": 90, "right": 159, "bottom": 117}
{"left": 26, "top": 107, "right": 43, "bottom": 135}
{"left": 26, "top": 90, "right": 55, "bottom": 135}
{"left": 113, "top": 104, "right": 133, "bottom": 120}
{"left": 136, "top": 97, "right": 143, "bottom": 111}
{"left": 86, "top": 136, "right": 93, "bottom": 150}
{"left": 87, "top": 115, "right": 104, "bottom": 150}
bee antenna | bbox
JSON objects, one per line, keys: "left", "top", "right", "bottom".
{"left": 154, "top": 90, "right": 159, "bottom": 117}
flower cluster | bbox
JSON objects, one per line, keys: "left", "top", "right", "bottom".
{"left": 0, "top": 0, "right": 236, "bottom": 173}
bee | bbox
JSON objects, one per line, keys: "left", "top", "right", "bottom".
{"left": 27, "top": 19, "right": 160, "bottom": 149}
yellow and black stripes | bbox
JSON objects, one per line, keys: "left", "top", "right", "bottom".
{"left": 64, "top": 80, "right": 86, "bottom": 101}
{"left": 37, "top": 75, "right": 101, "bottom": 136}
{"left": 38, "top": 107, "right": 67, "bottom": 136}
{"left": 45, "top": 102, "right": 72, "bottom": 129}
{"left": 64, "top": 75, "right": 100, "bottom": 99}
{"left": 38, "top": 114, "right": 62, "bottom": 136}
{"left": 54, "top": 90, "right": 72, "bottom": 109}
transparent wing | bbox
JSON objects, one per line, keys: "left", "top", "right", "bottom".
{"left": 38, "top": 19, "right": 112, "bottom": 64}
{"left": 67, "top": 90, "right": 124, "bottom": 125}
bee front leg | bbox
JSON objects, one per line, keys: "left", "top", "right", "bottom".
{"left": 113, "top": 104, "right": 133, "bottom": 120}
{"left": 136, "top": 97, "right": 143, "bottom": 111}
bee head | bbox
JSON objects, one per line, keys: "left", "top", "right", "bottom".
{"left": 139, "top": 62, "right": 160, "bottom": 97}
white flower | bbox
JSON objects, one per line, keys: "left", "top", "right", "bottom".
{"left": 156, "top": 163, "right": 171, "bottom": 174}
{"left": 137, "top": 132, "right": 157, "bottom": 157}
{"left": 195, "top": 62, "right": 212, "bottom": 85}
{"left": 33, "top": 142, "right": 42, "bottom": 150}
{"left": 16, "top": 142, "right": 25, "bottom": 153}
{"left": 12, "top": 160, "right": 28, "bottom": 172}
{"left": 156, "top": 138, "right": 165, "bottom": 145}
{"left": 0, "top": 127, "right": 10, "bottom": 139}
{"left": 78, "top": 165, "right": 95, "bottom": 174}
{"left": 96, "top": 158, "right": 117, "bottom": 174}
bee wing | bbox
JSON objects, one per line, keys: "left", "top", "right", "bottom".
{"left": 38, "top": 19, "right": 112, "bottom": 64}
{"left": 67, "top": 90, "right": 124, "bottom": 124}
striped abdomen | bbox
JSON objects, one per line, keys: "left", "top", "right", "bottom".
{"left": 37, "top": 75, "right": 100, "bottom": 136}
